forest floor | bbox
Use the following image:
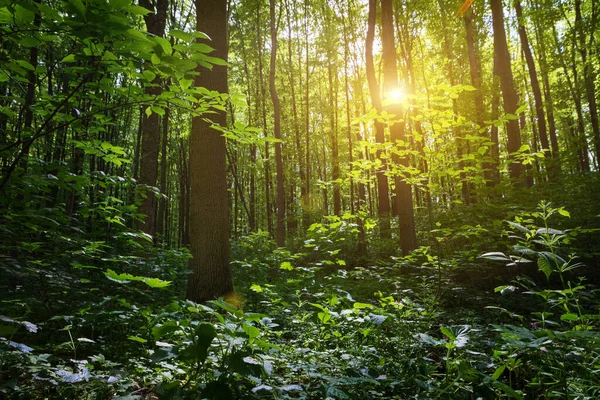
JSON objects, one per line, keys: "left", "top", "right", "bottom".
{"left": 1, "top": 194, "right": 600, "bottom": 399}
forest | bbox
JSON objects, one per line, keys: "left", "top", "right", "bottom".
{"left": 1, "top": 0, "right": 600, "bottom": 398}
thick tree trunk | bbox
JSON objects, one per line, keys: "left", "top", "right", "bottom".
{"left": 366, "top": 0, "right": 390, "bottom": 238}
{"left": 491, "top": 0, "right": 523, "bottom": 184}
{"left": 187, "top": 0, "right": 233, "bottom": 303}
{"left": 381, "top": 0, "right": 417, "bottom": 253}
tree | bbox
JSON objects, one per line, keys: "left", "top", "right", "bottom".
{"left": 366, "top": 0, "right": 391, "bottom": 238}
{"left": 515, "top": 0, "right": 553, "bottom": 179}
{"left": 381, "top": 0, "right": 417, "bottom": 253}
{"left": 137, "top": 0, "right": 168, "bottom": 238}
{"left": 187, "top": 0, "right": 234, "bottom": 303}
{"left": 490, "top": 0, "right": 523, "bottom": 183}
{"left": 270, "top": 0, "right": 286, "bottom": 246}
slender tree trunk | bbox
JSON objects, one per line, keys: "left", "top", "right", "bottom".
{"left": 552, "top": 23, "right": 590, "bottom": 172}
{"left": 269, "top": 0, "right": 286, "bottom": 247}
{"left": 256, "top": 4, "right": 273, "bottom": 234}
{"left": 187, "top": 0, "right": 233, "bottom": 303}
{"left": 575, "top": 0, "right": 600, "bottom": 168}
{"left": 137, "top": 0, "right": 168, "bottom": 238}
{"left": 515, "top": 0, "right": 552, "bottom": 180}
{"left": 327, "top": 59, "right": 341, "bottom": 216}
{"left": 156, "top": 107, "right": 169, "bottom": 242}
{"left": 285, "top": 0, "right": 305, "bottom": 231}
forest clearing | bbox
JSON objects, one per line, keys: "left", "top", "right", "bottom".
{"left": 1, "top": 0, "right": 600, "bottom": 398}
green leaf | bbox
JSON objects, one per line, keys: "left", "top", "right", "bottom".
{"left": 170, "top": 29, "right": 193, "bottom": 42}
{"left": 152, "top": 321, "right": 178, "bottom": 340}
{"left": 154, "top": 36, "right": 172, "bottom": 55}
{"left": 127, "top": 5, "right": 151, "bottom": 15}
{"left": 492, "top": 365, "right": 506, "bottom": 380}
{"left": 142, "top": 277, "right": 171, "bottom": 288}
{"left": 178, "top": 323, "right": 216, "bottom": 363}
{"left": 67, "top": 0, "right": 86, "bottom": 18}
{"left": 537, "top": 253, "right": 554, "bottom": 280}
{"left": 353, "top": 302, "right": 375, "bottom": 309}
{"left": 558, "top": 209, "right": 570, "bottom": 218}
{"left": 560, "top": 313, "right": 579, "bottom": 321}
{"left": 142, "top": 70, "right": 156, "bottom": 82}
{"left": 127, "top": 336, "right": 147, "bottom": 343}
{"left": 280, "top": 261, "right": 293, "bottom": 271}
{"left": 105, "top": 269, "right": 135, "bottom": 283}
{"left": 243, "top": 324, "right": 260, "bottom": 339}
{"left": 61, "top": 54, "right": 77, "bottom": 63}
{"left": 250, "top": 284, "right": 263, "bottom": 293}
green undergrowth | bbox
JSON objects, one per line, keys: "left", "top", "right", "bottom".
{"left": 1, "top": 201, "right": 600, "bottom": 399}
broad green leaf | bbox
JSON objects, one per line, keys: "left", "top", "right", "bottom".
{"left": 170, "top": 29, "right": 193, "bottom": 42}
{"left": 127, "top": 336, "right": 147, "bottom": 343}
{"left": 127, "top": 5, "right": 152, "bottom": 15}
{"left": 491, "top": 365, "right": 505, "bottom": 380}
{"left": 537, "top": 253, "right": 554, "bottom": 280}
{"left": 558, "top": 209, "right": 570, "bottom": 218}
{"left": 142, "top": 70, "right": 156, "bottom": 82}
{"left": 243, "top": 324, "right": 260, "bottom": 339}
{"left": 152, "top": 321, "right": 178, "bottom": 340}
{"left": 353, "top": 302, "right": 375, "bottom": 309}
{"left": 280, "top": 261, "right": 293, "bottom": 271}
{"left": 142, "top": 277, "right": 171, "bottom": 288}
{"left": 560, "top": 313, "right": 579, "bottom": 321}
{"left": 61, "top": 54, "right": 77, "bottom": 63}
{"left": 250, "top": 284, "right": 263, "bottom": 293}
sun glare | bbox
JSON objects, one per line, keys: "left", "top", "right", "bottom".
{"left": 386, "top": 88, "right": 406, "bottom": 103}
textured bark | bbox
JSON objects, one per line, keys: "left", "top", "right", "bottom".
{"left": 381, "top": 0, "right": 417, "bottom": 253}
{"left": 491, "top": 0, "right": 523, "bottom": 183}
{"left": 187, "top": 0, "right": 233, "bottom": 303}
{"left": 269, "top": 0, "right": 286, "bottom": 247}
{"left": 366, "top": 0, "right": 390, "bottom": 238}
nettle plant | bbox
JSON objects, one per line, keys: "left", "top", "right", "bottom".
{"left": 481, "top": 201, "right": 600, "bottom": 398}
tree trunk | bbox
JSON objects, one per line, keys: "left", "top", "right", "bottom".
{"left": 137, "top": 0, "right": 168, "bottom": 238}
{"left": 270, "top": 0, "right": 286, "bottom": 247}
{"left": 366, "top": 0, "right": 390, "bottom": 238}
{"left": 491, "top": 0, "right": 523, "bottom": 184}
{"left": 381, "top": 0, "right": 417, "bottom": 253}
{"left": 515, "top": 0, "right": 552, "bottom": 179}
{"left": 187, "top": 0, "right": 233, "bottom": 303}
{"left": 575, "top": 0, "right": 600, "bottom": 168}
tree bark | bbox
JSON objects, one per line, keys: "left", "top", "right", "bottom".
{"left": 270, "top": 0, "right": 286, "bottom": 247}
{"left": 187, "top": 0, "right": 234, "bottom": 303}
{"left": 137, "top": 0, "right": 168, "bottom": 238}
{"left": 366, "top": 0, "right": 391, "bottom": 238}
{"left": 491, "top": 0, "right": 523, "bottom": 184}
{"left": 381, "top": 0, "right": 417, "bottom": 253}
